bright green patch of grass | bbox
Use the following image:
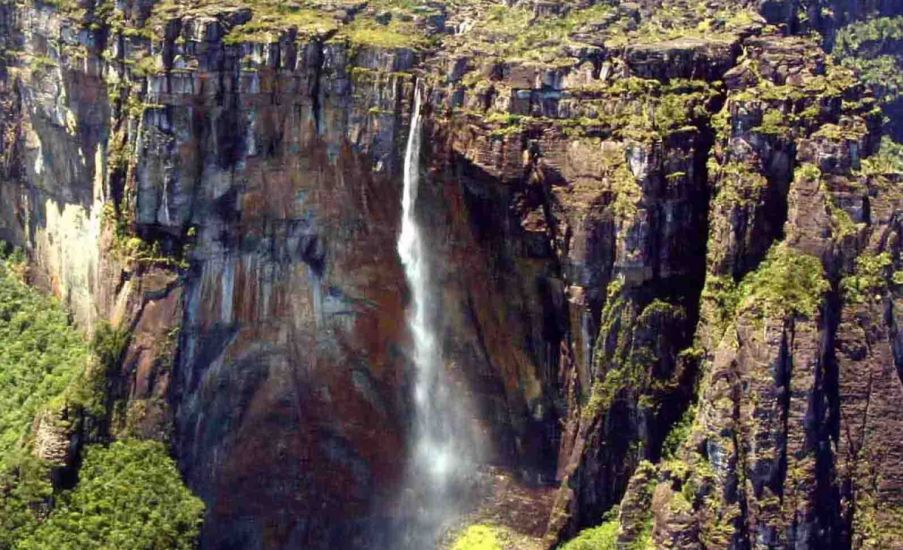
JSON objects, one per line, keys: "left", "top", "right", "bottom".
{"left": 451, "top": 524, "right": 505, "bottom": 550}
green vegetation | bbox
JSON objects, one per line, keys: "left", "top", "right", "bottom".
{"left": 228, "top": 7, "right": 337, "bottom": 44}
{"left": 852, "top": 495, "right": 903, "bottom": 550}
{"left": 337, "top": 0, "right": 440, "bottom": 49}
{"left": 841, "top": 252, "right": 895, "bottom": 304}
{"left": 711, "top": 161, "right": 768, "bottom": 208}
{"left": 130, "top": 54, "right": 159, "bottom": 77}
{"left": 451, "top": 524, "right": 505, "bottom": 550}
{"left": 792, "top": 162, "right": 865, "bottom": 241}
{"left": 601, "top": 78, "right": 717, "bottom": 141}
{"left": 701, "top": 274, "right": 740, "bottom": 336}
{"left": 662, "top": 403, "right": 697, "bottom": 459}
{"left": 583, "top": 281, "right": 687, "bottom": 423}
{"left": 18, "top": 440, "right": 204, "bottom": 550}
{"left": 834, "top": 16, "right": 903, "bottom": 128}
{"left": 834, "top": 16, "right": 903, "bottom": 85}
{"left": 102, "top": 202, "right": 188, "bottom": 268}
{"left": 0, "top": 253, "right": 90, "bottom": 459}
{"left": 340, "top": 16, "right": 427, "bottom": 49}
{"left": 811, "top": 121, "right": 868, "bottom": 142}
{"left": 737, "top": 244, "right": 829, "bottom": 320}
{"left": 484, "top": 112, "right": 531, "bottom": 138}
{"left": 837, "top": 54, "right": 903, "bottom": 104}
{"left": 0, "top": 456, "right": 52, "bottom": 550}
{"left": 604, "top": 1, "right": 760, "bottom": 47}
{"left": 734, "top": 58, "right": 858, "bottom": 104}
{"left": 560, "top": 512, "right": 619, "bottom": 550}
{"left": 152, "top": 0, "right": 443, "bottom": 47}
{"left": 0, "top": 249, "right": 87, "bottom": 547}
{"left": 0, "top": 249, "right": 202, "bottom": 549}
{"left": 754, "top": 109, "right": 792, "bottom": 137}
{"left": 826, "top": 197, "right": 861, "bottom": 240}
{"left": 35, "top": 0, "right": 86, "bottom": 18}
{"left": 835, "top": 17, "right": 903, "bottom": 57}
{"left": 27, "top": 55, "right": 57, "bottom": 74}
{"left": 702, "top": 243, "right": 828, "bottom": 332}
{"left": 450, "top": 2, "right": 615, "bottom": 64}
{"left": 477, "top": 78, "right": 717, "bottom": 143}
{"left": 727, "top": 60, "right": 864, "bottom": 141}
{"left": 598, "top": 145, "right": 642, "bottom": 218}
{"left": 860, "top": 136, "right": 903, "bottom": 175}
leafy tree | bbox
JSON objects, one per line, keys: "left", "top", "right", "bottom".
{"left": 0, "top": 253, "right": 203, "bottom": 549}
{"left": 18, "top": 440, "right": 204, "bottom": 550}
{"left": 0, "top": 260, "right": 89, "bottom": 459}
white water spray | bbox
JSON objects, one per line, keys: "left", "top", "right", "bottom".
{"left": 398, "top": 88, "right": 462, "bottom": 487}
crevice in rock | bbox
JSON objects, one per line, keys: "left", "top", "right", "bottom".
{"left": 776, "top": 324, "right": 792, "bottom": 500}
{"left": 311, "top": 40, "right": 325, "bottom": 136}
{"left": 816, "top": 288, "right": 844, "bottom": 548}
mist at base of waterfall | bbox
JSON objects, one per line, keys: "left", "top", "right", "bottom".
{"left": 376, "top": 461, "right": 484, "bottom": 550}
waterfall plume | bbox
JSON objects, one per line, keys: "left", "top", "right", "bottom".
{"left": 396, "top": 86, "right": 476, "bottom": 548}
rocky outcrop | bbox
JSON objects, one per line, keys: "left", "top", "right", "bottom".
{"left": 613, "top": 25, "right": 903, "bottom": 550}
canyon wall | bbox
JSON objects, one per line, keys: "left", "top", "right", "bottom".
{"left": 0, "top": 0, "right": 901, "bottom": 549}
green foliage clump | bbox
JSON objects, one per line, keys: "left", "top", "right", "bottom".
{"left": 341, "top": 18, "right": 426, "bottom": 49}
{"left": 607, "top": 149, "right": 642, "bottom": 218}
{"left": 102, "top": 202, "right": 188, "bottom": 268}
{"left": 604, "top": 78, "right": 717, "bottom": 142}
{"left": 701, "top": 274, "right": 740, "bottom": 334}
{"left": 18, "top": 440, "right": 204, "bottom": 550}
{"left": 737, "top": 244, "right": 828, "bottom": 320}
{"left": 92, "top": 322, "right": 130, "bottom": 376}
{"left": 795, "top": 163, "right": 822, "bottom": 184}
{"left": 860, "top": 136, "right": 903, "bottom": 175}
{"left": 225, "top": 5, "right": 337, "bottom": 44}
{"left": 755, "top": 109, "right": 791, "bottom": 137}
{"left": 332, "top": 0, "right": 442, "bottom": 49}
{"left": 841, "top": 252, "right": 896, "bottom": 304}
{"left": 835, "top": 17, "right": 903, "bottom": 57}
{"left": 712, "top": 162, "right": 768, "bottom": 208}
{"left": 28, "top": 55, "right": 57, "bottom": 74}
{"left": 851, "top": 495, "right": 903, "bottom": 550}
{"left": 560, "top": 509, "right": 619, "bottom": 550}
{"left": 662, "top": 403, "right": 697, "bottom": 459}
{"left": 485, "top": 112, "right": 532, "bottom": 138}
{"left": 478, "top": 78, "right": 716, "bottom": 142}
{"left": 834, "top": 17, "right": 903, "bottom": 115}
{"left": 826, "top": 198, "right": 860, "bottom": 240}
{"left": 130, "top": 54, "right": 159, "bottom": 77}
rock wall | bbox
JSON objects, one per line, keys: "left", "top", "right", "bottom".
{"left": 0, "top": 1, "right": 900, "bottom": 549}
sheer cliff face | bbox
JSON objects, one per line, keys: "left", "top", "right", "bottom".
{"left": 1, "top": 0, "right": 901, "bottom": 549}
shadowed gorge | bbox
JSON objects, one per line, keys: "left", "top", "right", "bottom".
{"left": 0, "top": 1, "right": 901, "bottom": 549}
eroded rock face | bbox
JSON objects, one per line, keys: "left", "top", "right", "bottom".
{"left": 613, "top": 28, "right": 903, "bottom": 550}
{"left": 0, "top": 1, "right": 900, "bottom": 549}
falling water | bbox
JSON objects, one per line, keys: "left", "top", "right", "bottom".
{"left": 398, "top": 87, "right": 458, "bottom": 481}
{"left": 396, "top": 87, "right": 471, "bottom": 546}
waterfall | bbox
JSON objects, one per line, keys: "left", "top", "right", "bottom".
{"left": 398, "top": 87, "right": 459, "bottom": 482}
{"left": 396, "top": 87, "right": 471, "bottom": 547}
